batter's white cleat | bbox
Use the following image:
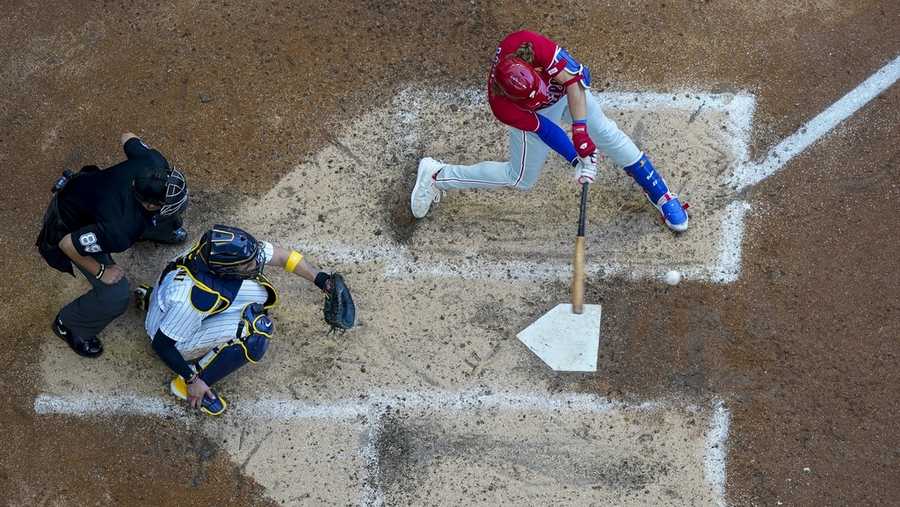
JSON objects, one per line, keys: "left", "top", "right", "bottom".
{"left": 411, "top": 157, "right": 445, "bottom": 218}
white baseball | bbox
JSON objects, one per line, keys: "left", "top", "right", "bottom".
{"left": 664, "top": 270, "right": 682, "bottom": 286}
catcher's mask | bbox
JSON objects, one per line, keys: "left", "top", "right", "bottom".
{"left": 133, "top": 166, "right": 189, "bottom": 217}
{"left": 198, "top": 225, "right": 265, "bottom": 279}
{"left": 495, "top": 55, "right": 550, "bottom": 110}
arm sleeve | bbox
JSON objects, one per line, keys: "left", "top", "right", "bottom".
{"left": 124, "top": 137, "right": 152, "bottom": 159}
{"left": 151, "top": 329, "right": 195, "bottom": 379}
{"left": 535, "top": 114, "right": 578, "bottom": 165}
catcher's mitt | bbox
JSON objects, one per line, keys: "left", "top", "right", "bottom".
{"left": 323, "top": 273, "right": 356, "bottom": 332}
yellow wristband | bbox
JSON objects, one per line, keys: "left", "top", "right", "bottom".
{"left": 284, "top": 251, "right": 303, "bottom": 273}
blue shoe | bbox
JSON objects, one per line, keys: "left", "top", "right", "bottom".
{"left": 624, "top": 154, "right": 689, "bottom": 233}
{"left": 170, "top": 376, "right": 227, "bottom": 416}
{"left": 653, "top": 192, "right": 689, "bottom": 232}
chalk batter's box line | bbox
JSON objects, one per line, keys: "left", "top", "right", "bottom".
{"left": 34, "top": 390, "right": 730, "bottom": 506}
{"left": 287, "top": 199, "right": 751, "bottom": 284}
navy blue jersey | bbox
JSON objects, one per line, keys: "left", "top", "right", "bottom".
{"left": 56, "top": 138, "right": 168, "bottom": 256}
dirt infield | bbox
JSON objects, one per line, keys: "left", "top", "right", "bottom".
{"left": 2, "top": 1, "right": 899, "bottom": 505}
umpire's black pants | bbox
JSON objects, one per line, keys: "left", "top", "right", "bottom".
{"left": 59, "top": 254, "right": 130, "bottom": 338}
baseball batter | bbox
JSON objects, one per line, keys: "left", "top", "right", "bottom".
{"left": 411, "top": 30, "right": 689, "bottom": 232}
{"left": 138, "top": 224, "right": 355, "bottom": 415}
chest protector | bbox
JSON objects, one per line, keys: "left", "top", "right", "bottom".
{"left": 162, "top": 244, "right": 278, "bottom": 319}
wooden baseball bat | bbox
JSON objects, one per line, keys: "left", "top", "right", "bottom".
{"left": 571, "top": 182, "right": 589, "bottom": 314}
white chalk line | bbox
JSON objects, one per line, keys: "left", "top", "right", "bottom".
{"left": 290, "top": 198, "right": 749, "bottom": 285}
{"left": 34, "top": 389, "right": 658, "bottom": 420}
{"left": 731, "top": 55, "right": 900, "bottom": 191}
{"left": 705, "top": 400, "right": 732, "bottom": 507}
{"left": 35, "top": 391, "right": 728, "bottom": 505}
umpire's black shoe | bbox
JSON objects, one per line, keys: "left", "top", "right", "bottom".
{"left": 52, "top": 314, "right": 103, "bottom": 358}
{"left": 166, "top": 227, "right": 188, "bottom": 244}
{"left": 141, "top": 227, "right": 188, "bottom": 245}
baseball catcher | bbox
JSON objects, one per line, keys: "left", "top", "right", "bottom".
{"left": 137, "top": 224, "right": 356, "bottom": 415}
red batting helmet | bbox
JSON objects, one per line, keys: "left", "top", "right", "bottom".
{"left": 495, "top": 56, "right": 550, "bottom": 110}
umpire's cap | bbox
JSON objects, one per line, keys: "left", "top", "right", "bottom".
{"left": 133, "top": 166, "right": 189, "bottom": 216}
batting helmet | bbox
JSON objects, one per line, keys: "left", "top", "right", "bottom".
{"left": 198, "top": 225, "right": 265, "bottom": 279}
{"left": 133, "top": 166, "right": 189, "bottom": 217}
{"left": 494, "top": 56, "right": 550, "bottom": 110}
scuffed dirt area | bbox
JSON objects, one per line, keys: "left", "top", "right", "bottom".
{"left": 2, "top": 0, "right": 899, "bottom": 505}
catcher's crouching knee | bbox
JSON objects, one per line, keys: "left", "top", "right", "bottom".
{"left": 243, "top": 332, "right": 269, "bottom": 362}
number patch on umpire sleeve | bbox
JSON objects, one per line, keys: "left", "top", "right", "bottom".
{"left": 78, "top": 232, "right": 102, "bottom": 253}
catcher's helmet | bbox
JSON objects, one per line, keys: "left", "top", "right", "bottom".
{"left": 199, "top": 225, "right": 265, "bottom": 279}
{"left": 133, "top": 166, "right": 189, "bottom": 216}
{"left": 494, "top": 56, "right": 550, "bottom": 110}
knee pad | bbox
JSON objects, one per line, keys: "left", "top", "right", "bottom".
{"left": 243, "top": 333, "right": 269, "bottom": 362}
{"left": 624, "top": 153, "right": 670, "bottom": 203}
{"left": 239, "top": 303, "right": 274, "bottom": 340}
{"left": 197, "top": 333, "right": 269, "bottom": 385}
{"left": 197, "top": 305, "right": 273, "bottom": 386}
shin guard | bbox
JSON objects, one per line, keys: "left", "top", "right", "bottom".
{"left": 624, "top": 153, "right": 689, "bottom": 232}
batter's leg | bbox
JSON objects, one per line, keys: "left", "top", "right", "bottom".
{"left": 571, "top": 93, "right": 688, "bottom": 231}
{"left": 567, "top": 93, "right": 642, "bottom": 167}
{"left": 434, "top": 128, "right": 551, "bottom": 191}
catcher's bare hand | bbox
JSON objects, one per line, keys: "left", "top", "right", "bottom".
{"left": 188, "top": 378, "right": 214, "bottom": 408}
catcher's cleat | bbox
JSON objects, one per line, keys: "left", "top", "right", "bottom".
{"left": 52, "top": 314, "right": 103, "bottom": 358}
{"left": 170, "top": 376, "right": 227, "bottom": 416}
{"left": 410, "top": 157, "right": 445, "bottom": 218}
{"left": 134, "top": 284, "right": 153, "bottom": 312}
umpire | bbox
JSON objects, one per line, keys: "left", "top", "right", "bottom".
{"left": 36, "top": 132, "right": 189, "bottom": 358}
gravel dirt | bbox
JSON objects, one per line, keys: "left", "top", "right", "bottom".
{"left": 2, "top": 1, "right": 898, "bottom": 505}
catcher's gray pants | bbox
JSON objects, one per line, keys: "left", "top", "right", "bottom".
{"left": 59, "top": 254, "right": 130, "bottom": 338}
{"left": 435, "top": 92, "right": 642, "bottom": 191}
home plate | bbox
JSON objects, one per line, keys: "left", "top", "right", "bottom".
{"left": 517, "top": 303, "right": 602, "bottom": 372}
